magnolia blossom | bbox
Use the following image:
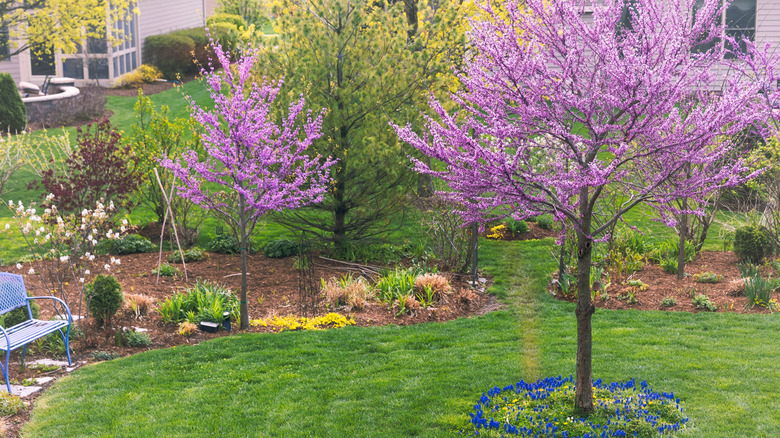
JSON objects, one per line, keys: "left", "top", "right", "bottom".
{"left": 4, "top": 224, "right": 9, "bottom": 230}
{"left": 27, "top": 268, "right": 34, "bottom": 275}
{"left": 79, "top": 278, "right": 85, "bottom": 283}
{"left": 15, "top": 263, "right": 21, "bottom": 269}
{"left": 45, "top": 193, "right": 55, "bottom": 202}
{"left": 59, "top": 255, "right": 69, "bottom": 262}
{"left": 103, "top": 264, "right": 111, "bottom": 271}
{"left": 84, "top": 269, "right": 91, "bottom": 275}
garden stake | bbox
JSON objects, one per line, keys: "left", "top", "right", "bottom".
{"left": 154, "top": 169, "right": 188, "bottom": 282}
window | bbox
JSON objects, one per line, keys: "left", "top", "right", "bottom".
{"left": 88, "top": 57, "right": 109, "bottom": 79}
{"left": 0, "top": 26, "right": 9, "bottom": 58}
{"left": 617, "top": 0, "right": 638, "bottom": 33}
{"left": 725, "top": 0, "right": 756, "bottom": 55}
{"left": 62, "top": 58, "right": 84, "bottom": 79}
{"left": 692, "top": 0, "right": 756, "bottom": 56}
{"left": 30, "top": 46, "right": 55, "bottom": 76}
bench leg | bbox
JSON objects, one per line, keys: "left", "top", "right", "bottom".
{"left": 60, "top": 328, "right": 71, "bottom": 366}
{"left": 1, "top": 349, "right": 10, "bottom": 394}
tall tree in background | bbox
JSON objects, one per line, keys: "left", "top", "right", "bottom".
{"left": 162, "top": 42, "right": 335, "bottom": 329}
{"left": 258, "top": 0, "right": 466, "bottom": 250}
{"left": 395, "top": 0, "right": 777, "bottom": 413}
{"left": 0, "top": 0, "right": 137, "bottom": 62}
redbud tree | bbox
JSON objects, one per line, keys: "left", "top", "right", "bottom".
{"left": 162, "top": 42, "right": 334, "bottom": 329}
{"left": 394, "top": 0, "right": 778, "bottom": 413}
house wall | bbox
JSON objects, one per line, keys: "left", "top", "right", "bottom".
{"left": 138, "top": 0, "right": 209, "bottom": 48}
{"left": 0, "top": 55, "right": 21, "bottom": 84}
{"left": 756, "top": 1, "right": 780, "bottom": 57}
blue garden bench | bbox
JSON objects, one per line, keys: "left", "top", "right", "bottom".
{"left": 0, "top": 273, "right": 72, "bottom": 393}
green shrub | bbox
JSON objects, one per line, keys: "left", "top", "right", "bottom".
{"left": 536, "top": 215, "right": 554, "bottom": 230}
{"left": 207, "top": 13, "right": 247, "bottom": 29}
{"left": 143, "top": 33, "right": 196, "bottom": 80}
{"left": 168, "top": 247, "right": 207, "bottom": 263}
{"left": 660, "top": 296, "right": 677, "bottom": 307}
{"left": 105, "top": 234, "right": 156, "bottom": 255}
{"left": 692, "top": 293, "right": 717, "bottom": 312}
{"left": 172, "top": 27, "right": 212, "bottom": 67}
{"left": 0, "top": 73, "right": 26, "bottom": 133}
{"left": 505, "top": 219, "right": 529, "bottom": 234}
{"left": 263, "top": 239, "right": 299, "bottom": 258}
{"left": 85, "top": 275, "right": 124, "bottom": 326}
{"left": 207, "top": 234, "right": 239, "bottom": 254}
{"left": 209, "top": 22, "right": 239, "bottom": 51}
{"left": 0, "top": 295, "right": 40, "bottom": 328}
{"left": 124, "top": 330, "right": 151, "bottom": 347}
{"left": 152, "top": 263, "right": 179, "bottom": 277}
{"left": 0, "top": 391, "right": 24, "bottom": 416}
{"left": 693, "top": 271, "right": 723, "bottom": 284}
{"left": 733, "top": 225, "right": 774, "bottom": 263}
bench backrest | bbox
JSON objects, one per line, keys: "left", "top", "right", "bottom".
{"left": 0, "top": 273, "right": 28, "bottom": 315}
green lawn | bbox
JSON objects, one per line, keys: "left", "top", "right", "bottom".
{"left": 23, "top": 238, "right": 780, "bottom": 437}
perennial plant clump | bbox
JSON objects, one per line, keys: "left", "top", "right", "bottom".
{"left": 466, "top": 376, "right": 687, "bottom": 437}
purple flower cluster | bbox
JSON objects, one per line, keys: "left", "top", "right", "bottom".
{"left": 467, "top": 376, "right": 687, "bottom": 437}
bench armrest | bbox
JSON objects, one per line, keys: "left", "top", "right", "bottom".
{"left": 26, "top": 296, "right": 72, "bottom": 325}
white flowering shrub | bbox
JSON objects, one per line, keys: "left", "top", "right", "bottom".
{"left": 3, "top": 196, "right": 125, "bottom": 321}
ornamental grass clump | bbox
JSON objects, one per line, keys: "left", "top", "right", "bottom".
{"left": 321, "top": 274, "right": 374, "bottom": 310}
{"left": 466, "top": 376, "right": 687, "bottom": 437}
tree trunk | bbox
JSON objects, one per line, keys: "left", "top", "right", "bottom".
{"left": 333, "top": 176, "right": 347, "bottom": 251}
{"left": 238, "top": 197, "right": 249, "bottom": 330}
{"left": 677, "top": 198, "right": 688, "bottom": 280}
{"left": 574, "top": 190, "right": 595, "bottom": 414}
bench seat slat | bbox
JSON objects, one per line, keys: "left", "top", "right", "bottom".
{"left": 0, "top": 319, "right": 68, "bottom": 351}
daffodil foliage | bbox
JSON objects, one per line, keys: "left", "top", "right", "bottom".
{"left": 395, "top": 0, "right": 779, "bottom": 413}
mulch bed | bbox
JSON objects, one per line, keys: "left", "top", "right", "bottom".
{"left": 0, "top": 249, "right": 499, "bottom": 437}
{"left": 553, "top": 251, "right": 777, "bottom": 314}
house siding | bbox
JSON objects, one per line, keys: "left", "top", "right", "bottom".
{"left": 757, "top": 0, "right": 780, "bottom": 56}
{"left": 138, "top": 0, "right": 208, "bottom": 53}
{"left": 0, "top": 55, "right": 22, "bottom": 84}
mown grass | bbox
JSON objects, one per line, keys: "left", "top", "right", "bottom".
{"left": 23, "top": 238, "right": 780, "bottom": 437}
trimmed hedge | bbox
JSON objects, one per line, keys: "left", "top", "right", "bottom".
{"left": 207, "top": 13, "right": 247, "bottom": 29}
{"left": 0, "top": 73, "right": 26, "bottom": 133}
{"left": 143, "top": 33, "right": 196, "bottom": 80}
{"left": 734, "top": 225, "right": 774, "bottom": 263}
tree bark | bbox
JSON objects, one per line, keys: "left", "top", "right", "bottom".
{"left": 333, "top": 176, "right": 347, "bottom": 251}
{"left": 239, "top": 197, "right": 249, "bottom": 330}
{"left": 677, "top": 198, "right": 688, "bottom": 280}
{"left": 574, "top": 189, "right": 595, "bottom": 415}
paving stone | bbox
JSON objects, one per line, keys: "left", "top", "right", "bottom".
{"left": 65, "top": 365, "right": 80, "bottom": 373}
{"left": 0, "top": 385, "right": 43, "bottom": 397}
{"left": 29, "top": 359, "right": 68, "bottom": 368}
{"left": 34, "top": 377, "right": 55, "bottom": 385}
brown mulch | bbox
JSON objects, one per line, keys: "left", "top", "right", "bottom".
{"left": 0, "top": 249, "right": 497, "bottom": 437}
{"left": 553, "top": 251, "right": 776, "bottom": 314}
